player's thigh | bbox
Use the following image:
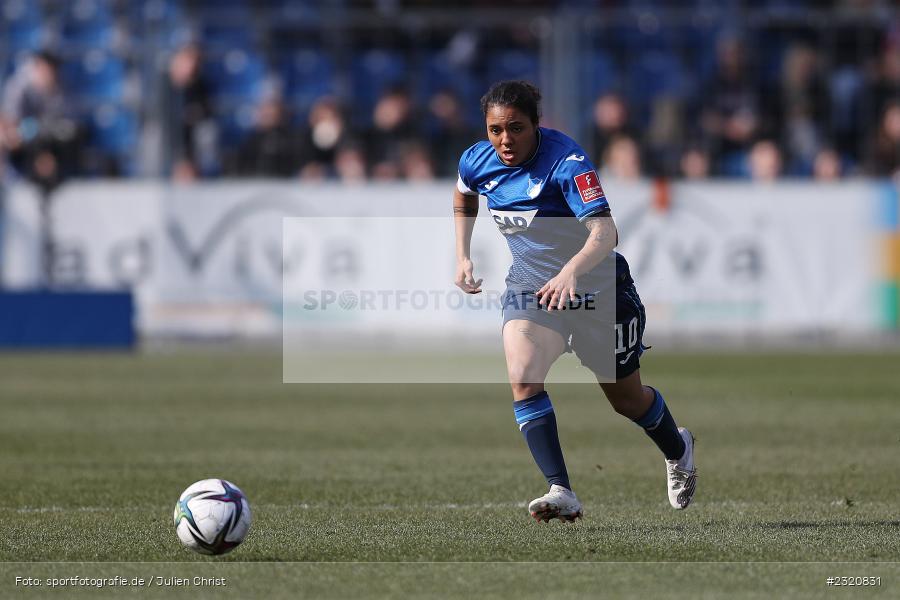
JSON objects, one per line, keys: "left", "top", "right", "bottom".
{"left": 502, "top": 318, "right": 566, "bottom": 385}
{"left": 571, "top": 281, "right": 646, "bottom": 381}
{"left": 609, "top": 282, "right": 647, "bottom": 380}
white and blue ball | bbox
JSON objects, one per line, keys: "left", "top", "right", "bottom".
{"left": 173, "top": 478, "right": 252, "bottom": 555}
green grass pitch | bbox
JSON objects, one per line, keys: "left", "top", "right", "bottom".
{"left": 1, "top": 350, "right": 898, "bottom": 598}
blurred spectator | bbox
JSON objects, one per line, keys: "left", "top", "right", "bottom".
{"left": 813, "top": 148, "right": 844, "bottom": 181}
{"left": 829, "top": 4, "right": 886, "bottom": 161}
{"left": 2, "top": 8, "right": 898, "bottom": 183}
{"left": 427, "top": 89, "right": 478, "bottom": 177}
{"left": 399, "top": 141, "right": 435, "bottom": 180}
{"left": 366, "top": 84, "right": 420, "bottom": 180}
{"left": 679, "top": 146, "right": 712, "bottom": 180}
{"left": 768, "top": 44, "right": 829, "bottom": 173}
{"left": 155, "top": 43, "right": 215, "bottom": 181}
{"left": 590, "top": 93, "right": 635, "bottom": 165}
{"left": 871, "top": 35, "right": 900, "bottom": 121}
{"left": 334, "top": 143, "right": 367, "bottom": 182}
{"left": 698, "top": 35, "right": 762, "bottom": 173}
{"left": 748, "top": 140, "right": 783, "bottom": 182}
{"left": 645, "top": 97, "right": 684, "bottom": 176}
{"left": 0, "top": 51, "right": 81, "bottom": 191}
{"left": 298, "top": 96, "right": 351, "bottom": 179}
{"left": 603, "top": 134, "right": 642, "bottom": 180}
{"left": 0, "top": 118, "right": 12, "bottom": 179}
{"left": 865, "top": 100, "right": 900, "bottom": 176}
{"left": 232, "top": 97, "right": 302, "bottom": 176}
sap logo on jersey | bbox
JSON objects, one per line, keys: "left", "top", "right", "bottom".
{"left": 490, "top": 209, "right": 538, "bottom": 234}
{"left": 574, "top": 171, "right": 604, "bottom": 203}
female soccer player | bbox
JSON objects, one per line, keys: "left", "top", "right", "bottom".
{"left": 453, "top": 81, "right": 696, "bottom": 522}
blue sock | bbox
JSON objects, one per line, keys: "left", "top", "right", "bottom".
{"left": 633, "top": 387, "right": 686, "bottom": 461}
{"left": 513, "top": 391, "right": 571, "bottom": 490}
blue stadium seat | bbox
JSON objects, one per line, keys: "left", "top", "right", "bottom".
{"left": 350, "top": 49, "right": 408, "bottom": 117}
{"left": 195, "top": 0, "right": 252, "bottom": 21}
{"left": 279, "top": 49, "right": 335, "bottom": 117}
{"left": 626, "top": 51, "right": 686, "bottom": 100}
{"left": 759, "top": 0, "right": 813, "bottom": 15}
{"left": 65, "top": 50, "right": 126, "bottom": 103}
{"left": 2, "top": 0, "right": 45, "bottom": 53}
{"left": 61, "top": 0, "right": 114, "bottom": 48}
{"left": 62, "top": 0, "right": 113, "bottom": 24}
{"left": 608, "top": 15, "right": 677, "bottom": 56}
{"left": 201, "top": 22, "right": 255, "bottom": 53}
{"left": 581, "top": 50, "right": 619, "bottom": 99}
{"left": 420, "top": 51, "right": 480, "bottom": 123}
{"left": 207, "top": 49, "right": 267, "bottom": 101}
{"left": 1, "top": 54, "right": 15, "bottom": 80}
{"left": 130, "top": 0, "right": 183, "bottom": 26}
{"left": 485, "top": 49, "right": 539, "bottom": 86}
{"left": 2, "top": 0, "right": 40, "bottom": 23}
{"left": 721, "top": 150, "right": 750, "bottom": 177}
{"left": 90, "top": 102, "right": 138, "bottom": 156}
{"left": 754, "top": 29, "right": 790, "bottom": 85}
{"left": 127, "top": 0, "right": 188, "bottom": 48}
{"left": 676, "top": 15, "right": 722, "bottom": 82}
{"left": 216, "top": 101, "right": 256, "bottom": 145}
{"left": 5, "top": 25, "right": 43, "bottom": 54}
{"left": 194, "top": 0, "right": 255, "bottom": 50}
{"left": 270, "top": 0, "right": 321, "bottom": 23}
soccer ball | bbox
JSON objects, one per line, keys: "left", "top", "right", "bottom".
{"left": 173, "top": 479, "right": 252, "bottom": 555}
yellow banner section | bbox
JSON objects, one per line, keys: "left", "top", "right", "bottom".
{"left": 885, "top": 234, "right": 900, "bottom": 279}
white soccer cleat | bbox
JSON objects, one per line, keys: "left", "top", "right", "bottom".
{"left": 666, "top": 427, "right": 697, "bottom": 510}
{"left": 528, "top": 484, "right": 583, "bottom": 523}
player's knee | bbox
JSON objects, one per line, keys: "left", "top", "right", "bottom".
{"left": 507, "top": 362, "right": 542, "bottom": 388}
{"left": 510, "top": 383, "right": 544, "bottom": 400}
{"left": 510, "top": 381, "right": 544, "bottom": 399}
{"left": 508, "top": 363, "right": 544, "bottom": 399}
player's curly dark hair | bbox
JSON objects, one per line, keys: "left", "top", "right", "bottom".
{"left": 480, "top": 80, "right": 541, "bottom": 125}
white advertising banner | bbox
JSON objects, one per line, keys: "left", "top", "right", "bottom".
{"left": 608, "top": 180, "right": 881, "bottom": 334}
{"left": 0, "top": 179, "right": 884, "bottom": 338}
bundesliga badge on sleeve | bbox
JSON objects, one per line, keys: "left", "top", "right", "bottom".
{"left": 574, "top": 171, "right": 604, "bottom": 203}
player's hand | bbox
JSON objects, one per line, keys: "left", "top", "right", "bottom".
{"left": 454, "top": 258, "right": 483, "bottom": 294}
{"left": 537, "top": 267, "right": 578, "bottom": 311}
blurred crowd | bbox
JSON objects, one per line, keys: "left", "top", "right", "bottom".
{"left": 2, "top": 0, "right": 900, "bottom": 185}
{"left": 588, "top": 35, "right": 898, "bottom": 182}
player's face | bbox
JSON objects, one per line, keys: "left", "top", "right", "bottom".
{"left": 485, "top": 105, "right": 537, "bottom": 167}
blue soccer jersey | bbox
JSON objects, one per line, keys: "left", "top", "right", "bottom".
{"left": 458, "top": 127, "right": 626, "bottom": 292}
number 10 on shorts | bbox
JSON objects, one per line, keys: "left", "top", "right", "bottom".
{"left": 616, "top": 317, "right": 639, "bottom": 354}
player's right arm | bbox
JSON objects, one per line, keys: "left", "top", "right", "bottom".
{"left": 453, "top": 186, "right": 483, "bottom": 294}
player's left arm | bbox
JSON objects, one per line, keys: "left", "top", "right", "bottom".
{"left": 537, "top": 211, "right": 617, "bottom": 310}
{"left": 537, "top": 153, "right": 616, "bottom": 310}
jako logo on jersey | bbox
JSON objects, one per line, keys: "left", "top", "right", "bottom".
{"left": 489, "top": 208, "right": 538, "bottom": 234}
{"left": 574, "top": 171, "right": 604, "bottom": 203}
{"left": 482, "top": 180, "right": 499, "bottom": 192}
{"left": 526, "top": 178, "right": 543, "bottom": 199}
{"left": 565, "top": 154, "right": 585, "bottom": 162}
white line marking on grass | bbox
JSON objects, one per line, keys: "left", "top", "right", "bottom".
{"left": 13, "top": 506, "right": 113, "bottom": 513}
{"left": 282, "top": 502, "right": 529, "bottom": 511}
{"left": 6, "top": 502, "right": 530, "bottom": 513}
{"left": 6, "top": 500, "right": 896, "bottom": 513}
